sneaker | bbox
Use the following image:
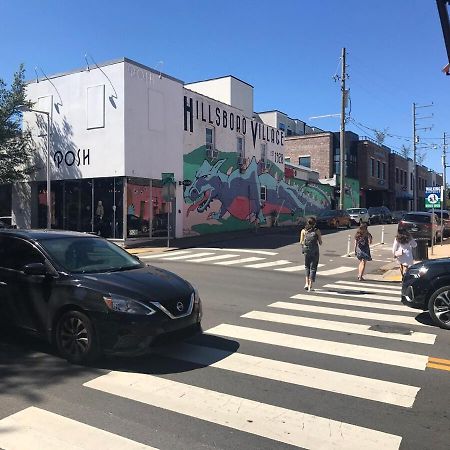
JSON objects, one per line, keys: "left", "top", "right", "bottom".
{"left": 304, "top": 285, "right": 309, "bottom": 290}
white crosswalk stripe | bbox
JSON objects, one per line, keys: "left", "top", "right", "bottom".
{"left": 275, "top": 263, "right": 325, "bottom": 272}
{"left": 318, "top": 266, "right": 356, "bottom": 275}
{"left": 140, "top": 250, "right": 190, "bottom": 259}
{"left": 206, "top": 324, "right": 428, "bottom": 370}
{"left": 0, "top": 407, "right": 157, "bottom": 450}
{"left": 187, "top": 254, "right": 239, "bottom": 262}
{"left": 158, "top": 343, "right": 420, "bottom": 407}
{"left": 161, "top": 252, "right": 214, "bottom": 260}
{"left": 196, "top": 247, "right": 278, "bottom": 255}
{"left": 214, "top": 256, "right": 265, "bottom": 265}
{"left": 242, "top": 310, "right": 436, "bottom": 344}
{"left": 334, "top": 280, "right": 402, "bottom": 291}
{"left": 269, "top": 301, "right": 430, "bottom": 327}
{"left": 315, "top": 288, "right": 400, "bottom": 302}
{"left": 324, "top": 283, "right": 402, "bottom": 295}
{"left": 290, "top": 293, "right": 412, "bottom": 312}
{"left": 85, "top": 372, "right": 402, "bottom": 450}
{"left": 244, "top": 259, "right": 292, "bottom": 268}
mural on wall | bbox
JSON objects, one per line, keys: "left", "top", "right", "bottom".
{"left": 183, "top": 147, "right": 336, "bottom": 235}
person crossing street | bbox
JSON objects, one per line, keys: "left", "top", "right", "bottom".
{"left": 300, "top": 217, "right": 322, "bottom": 291}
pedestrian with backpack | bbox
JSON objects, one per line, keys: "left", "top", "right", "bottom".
{"left": 300, "top": 217, "right": 322, "bottom": 291}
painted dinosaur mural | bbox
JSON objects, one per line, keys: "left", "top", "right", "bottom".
{"left": 183, "top": 147, "right": 339, "bottom": 235}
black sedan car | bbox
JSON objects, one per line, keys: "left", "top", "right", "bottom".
{"left": 0, "top": 230, "right": 202, "bottom": 363}
{"left": 402, "top": 258, "right": 450, "bottom": 329}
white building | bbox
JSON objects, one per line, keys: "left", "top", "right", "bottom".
{"left": 17, "top": 58, "right": 313, "bottom": 241}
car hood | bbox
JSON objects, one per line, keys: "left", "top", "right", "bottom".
{"left": 79, "top": 265, "right": 193, "bottom": 305}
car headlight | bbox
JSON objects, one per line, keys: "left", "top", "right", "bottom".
{"left": 193, "top": 288, "right": 200, "bottom": 304}
{"left": 103, "top": 294, "right": 156, "bottom": 315}
{"left": 408, "top": 266, "right": 429, "bottom": 278}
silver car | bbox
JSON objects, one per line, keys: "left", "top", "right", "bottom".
{"left": 347, "top": 208, "right": 370, "bottom": 225}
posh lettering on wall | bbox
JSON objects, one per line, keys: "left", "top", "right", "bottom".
{"left": 183, "top": 96, "right": 284, "bottom": 149}
{"left": 54, "top": 149, "right": 90, "bottom": 168}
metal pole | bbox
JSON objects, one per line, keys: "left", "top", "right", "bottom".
{"left": 381, "top": 225, "right": 385, "bottom": 244}
{"left": 412, "top": 103, "right": 417, "bottom": 211}
{"left": 339, "top": 47, "right": 346, "bottom": 211}
{"left": 347, "top": 234, "right": 351, "bottom": 256}
{"left": 46, "top": 112, "right": 51, "bottom": 230}
{"left": 432, "top": 202, "right": 435, "bottom": 255}
{"left": 441, "top": 132, "right": 446, "bottom": 245}
{"left": 167, "top": 201, "right": 170, "bottom": 248}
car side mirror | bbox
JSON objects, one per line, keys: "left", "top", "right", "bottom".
{"left": 22, "top": 263, "right": 48, "bottom": 276}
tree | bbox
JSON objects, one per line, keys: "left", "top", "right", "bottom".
{"left": 374, "top": 128, "right": 389, "bottom": 146}
{"left": 0, "top": 64, "right": 37, "bottom": 184}
{"left": 399, "top": 144, "right": 411, "bottom": 159}
{"left": 416, "top": 150, "right": 426, "bottom": 165}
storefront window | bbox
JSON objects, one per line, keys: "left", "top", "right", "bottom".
{"left": 126, "top": 178, "right": 151, "bottom": 238}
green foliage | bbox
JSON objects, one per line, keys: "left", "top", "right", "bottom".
{"left": 0, "top": 64, "right": 37, "bottom": 184}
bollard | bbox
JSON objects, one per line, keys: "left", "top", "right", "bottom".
{"left": 347, "top": 234, "right": 352, "bottom": 256}
{"left": 381, "top": 225, "right": 385, "bottom": 244}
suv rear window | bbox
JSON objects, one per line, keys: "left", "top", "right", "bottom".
{"left": 403, "top": 214, "right": 431, "bottom": 223}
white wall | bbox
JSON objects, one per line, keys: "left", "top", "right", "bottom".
{"left": 24, "top": 62, "right": 126, "bottom": 181}
{"left": 124, "top": 61, "right": 185, "bottom": 237}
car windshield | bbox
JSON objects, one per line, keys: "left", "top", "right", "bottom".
{"left": 403, "top": 214, "right": 431, "bottom": 223}
{"left": 368, "top": 208, "right": 379, "bottom": 214}
{"left": 39, "top": 236, "right": 143, "bottom": 274}
{"left": 318, "top": 210, "right": 336, "bottom": 218}
{"left": 347, "top": 209, "right": 362, "bottom": 214}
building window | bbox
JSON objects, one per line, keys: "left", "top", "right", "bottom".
{"left": 382, "top": 163, "right": 386, "bottom": 180}
{"left": 286, "top": 129, "right": 293, "bottom": 136}
{"left": 396, "top": 168, "right": 399, "bottom": 183}
{"left": 299, "top": 156, "right": 311, "bottom": 168}
{"left": 260, "top": 186, "right": 267, "bottom": 202}
{"left": 261, "top": 143, "right": 267, "bottom": 161}
{"left": 377, "top": 161, "right": 381, "bottom": 178}
{"left": 206, "top": 127, "right": 214, "bottom": 149}
{"left": 279, "top": 123, "right": 286, "bottom": 131}
{"left": 237, "top": 136, "right": 245, "bottom": 157}
{"left": 370, "top": 158, "right": 375, "bottom": 177}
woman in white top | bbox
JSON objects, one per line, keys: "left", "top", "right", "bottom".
{"left": 392, "top": 229, "right": 417, "bottom": 277}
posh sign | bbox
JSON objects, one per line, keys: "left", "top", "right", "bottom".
{"left": 183, "top": 96, "right": 284, "bottom": 149}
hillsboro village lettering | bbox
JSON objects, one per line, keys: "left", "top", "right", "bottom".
{"left": 183, "top": 96, "right": 283, "bottom": 149}
{"left": 54, "top": 148, "right": 90, "bottom": 168}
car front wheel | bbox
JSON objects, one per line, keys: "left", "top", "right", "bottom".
{"left": 428, "top": 286, "right": 450, "bottom": 330}
{"left": 55, "top": 310, "right": 99, "bottom": 364}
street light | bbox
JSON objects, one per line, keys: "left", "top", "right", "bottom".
{"left": 18, "top": 105, "right": 52, "bottom": 229}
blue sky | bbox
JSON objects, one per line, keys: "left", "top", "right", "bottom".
{"left": 2, "top": 0, "right": 449, "bottom": 174}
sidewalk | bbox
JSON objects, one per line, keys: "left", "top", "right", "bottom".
{"left": 126, "top": 225, "right": 299, "bottom": 256}
{"left": 368, "top": 238, "right": 450, "bottom": 283}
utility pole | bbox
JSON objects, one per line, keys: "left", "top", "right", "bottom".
{"left": 339, "top": 47, "right": 346, "bottom": 210}
{"left": 412, "top": 102, "right": 433, "bottom": 211}
{"left": 442, "top": 132, "right": 447, "bottom": 245}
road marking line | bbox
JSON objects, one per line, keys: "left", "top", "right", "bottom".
{"left": 244, "top": 260, "right": 292, "bottom": 268}
{"left": 242, "top": 310, "right": 436, "bottom": 344}
{"left": 291, "top": 293, "right": 412, "bottom": 312}
{"left": 0, "top": 407, "right": 157, "bottom": 450}
{"left": 214, "top": 256, "right": 265, "bottom": 265}
{"left": 269, "top": 301, "right": 431, "bottom": 328}
{"left": 85, "top": 372, "right": 402, "bottom": 449}
{"left": 427, "top": 363, "right": 450, "bottom": 372}
{"left": 315, "top": 289, "right": 399, "bottom": 302}
{"left": 196, "top": 247, "right": 278, "bottom": 255}
{"left": 324, "top": 283, "right": 400, "bottom": 295}
{"left": 206, "top": 324, "right": 428, "bottom": 370}
{"left": 187, "top": 254, "right": 239, "bottom": 263}
{"left": 274, "top": 263, "right": 325, "bottom": 272}
{"left": 319, "top": 266, "right": 356, "bottom": 275}
{"left": 334, "top": 280, "right": 402, "bottom": 291}
{"left": 160, "top": 343, "right": 420, "bottom": 407}
{"left": 140, "top": 250, "right": 190, "bottom": 259}
{"left": 161, "top": 252, "right": 214, "bottom": 260}
{"left": 428, "top": 356, "right": 450, "bottom": 365}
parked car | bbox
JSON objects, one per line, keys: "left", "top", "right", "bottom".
{"left": 402, "top": 258, "right": 450, "bottom": 329}
{"left": 346, "top": 208, "right": 369, "bottom": 225}
{"left": 397, "top": 212, "right": 441, "bottom": 245}
{"left": 316, "top": 209, "right": 351, "bottom": 229}
{"left": 367, "top": 206, "right": 392, "bottom": 224}
{"left": 427, "top": 209, "right": 450, "bottom": 237}
{"left": 391, "top": 210, "right": 407, "bottom": 224}
{"left": 0, "top": 230, "right": 202, "bottom": 363}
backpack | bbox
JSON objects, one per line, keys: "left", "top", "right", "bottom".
{"left": 303, "top": 229, "right": 318, "bottom": 254}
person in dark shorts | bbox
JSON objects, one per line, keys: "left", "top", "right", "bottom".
{"left": 354, "top": 223, "right": 373, "bottom": 281}
{"left": 300, "top": 217, "right": 322, "bottom": 291}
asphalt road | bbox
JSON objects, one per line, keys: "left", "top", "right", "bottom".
{"left": 1, "top": 223, "right": 450, "bottom": 449}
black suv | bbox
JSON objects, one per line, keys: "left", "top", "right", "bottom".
{"left": 402, "top": 258, "right": 450, "bottom": 329}
{"left": 367, "top": 206, "right": 392, "bottom": 224}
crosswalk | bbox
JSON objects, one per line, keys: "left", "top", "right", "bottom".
{"left": 140, "top": 248, "right": 356, "bottom": 276}
{"left": 0, "top": 280, "right": 437, "bottom": 449}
